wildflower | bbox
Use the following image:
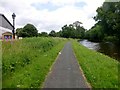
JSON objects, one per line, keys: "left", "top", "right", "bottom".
{"left": 17, "top": 85, "right": 20, "bottom": 87}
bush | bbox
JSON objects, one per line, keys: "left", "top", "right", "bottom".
{"left": 103, "top": 36, "right": 119, "bottom": 42}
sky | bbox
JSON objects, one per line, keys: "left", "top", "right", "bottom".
{"left": 0, "top": 0, "right": 105, "bottom": 33}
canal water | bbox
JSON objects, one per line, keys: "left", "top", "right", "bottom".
{"left": 80, "top": 39, "right": 120, "bottom": 61}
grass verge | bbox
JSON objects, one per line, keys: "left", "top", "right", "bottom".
{"left": 72, "top": 40, "right": 119, "bottom": 88}
{"left": 2, "top": 37, "right": 67, "bottom": 88}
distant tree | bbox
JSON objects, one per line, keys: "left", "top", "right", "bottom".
{"left": 61, "top": 21, "right": 85, "bottom": 39}
{"left": 61, "top": 25, "right": 69, "bottom": 38}
{"left": 16, "top": 24, "right": 38, "bottom": 38}
{"left": 49, "top": 30, "right": 56, "bottom": 37}
{"left": 39, "top": 32, "right": 48, "bottom": 37}
{"left": 16, "top": 28, "right": 23, "bottom": 37}
{"left": 56, "top": 30, "right": 63, "bottom": 37}
{"left": 22, "top": 24, "right": 38, "bottom": 37}
{"left": 61, "top": 24, "right": 75, "bottom": 38}
{"left": 73, "top": 21, "right": 82, "bottom": 28}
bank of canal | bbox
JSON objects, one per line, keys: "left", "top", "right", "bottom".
{"left": 80, "top": 39, "right": 120, "bottom": 61}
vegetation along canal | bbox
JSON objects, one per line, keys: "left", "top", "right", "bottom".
{"left": 80, "top": 39, "right": 120, "bottom": 62}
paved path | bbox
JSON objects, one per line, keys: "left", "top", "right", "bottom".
{"left": 43, "top": 42, "right": 89, "bottom": 88}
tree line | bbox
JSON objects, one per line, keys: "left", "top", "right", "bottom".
{"left": 16, "top": 21, "right": 86, "bottom": 39}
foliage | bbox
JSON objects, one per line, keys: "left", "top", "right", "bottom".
{"left": 86, "top": 2, "right": 120, "bottom": 42}
{"left": 92, "top": 1, "right": 120, "bottom": 42}
{"left": 55, "top": 31, "right": 62, "bottom": 37}
{"left": 48, "top": 21, "right": 85, "bottom": 39}
{"left": 103, "top": 36, "right": 119, "bottom": 42}
{"left": 49, "top": 21, "right": 85, "bottom": 39}
{"left": 49, "top": 30, "right": 56, "bottom": 37}
{"left": 75, "top": 26, "right": 85, "bottom": 38}
{"left": 60, "top": 21, "right": 85, "bottom": 39}
{"left": 16, "top": 28, "right": 23, "bottom": 37}
{"left": 38, "top": 32, "right": 48, "bottom": 37}
{"left": 16, "top": 21, "right": 86, "bottom": 39}
{"left": 85, "top": 24, "right": 104, "bottom": 42}
{"left": 16, "top": 24, "right": 38, "bottom": 38}
{"left": 72, "top": 40, "right": 119, "bottom": 88}
{"left": 2, "top": 37, "right": 67, "bottom": 88}
{"left": 61, "top": 24, "right": 75, "bottom": 38}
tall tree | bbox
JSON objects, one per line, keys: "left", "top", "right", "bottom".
{"left": 49, "top": 30, "right": 56, "bottom": 37}
{"left": 73, "top": 21, "right": 82, "bottom": 28}
{"left": 16, "top": 28, "right": 23, "bottom": 37}
{"left": 60, "top": 21, "right": 85, "bottom": 39}
{"left": 16, "top": 24, "right": 38, "bottom": 38}
{"left": 93, "top": 1, "right": 120, "bottom": 41}
{"left": 22, "top": 24, "right": 38, "bottom": 37}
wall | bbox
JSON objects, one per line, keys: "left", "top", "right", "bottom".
{"left": 2, "top": 15, "right": 13, "bottom": 30}
{"left": 0, "top": 15, "right": 12, "bottom": 39}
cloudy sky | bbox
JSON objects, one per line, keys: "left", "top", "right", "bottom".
{"left": 0, "top": 0, "right": 105, "bottom": 33}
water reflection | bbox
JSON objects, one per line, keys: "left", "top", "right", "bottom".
{"left": 80, "top": 39, "right": 120, "bottom": 61}
{"left": 80, "top": 40, "right": 100, "bottom": 50}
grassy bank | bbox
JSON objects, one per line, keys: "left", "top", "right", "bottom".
{"left": 72, "top": 40, "right": 119, "bottom": 88}
{"left": 2, "top": 37, "right": 67, "bottom": 88}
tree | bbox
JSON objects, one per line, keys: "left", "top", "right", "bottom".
{"left": 73, "top": 21, "right": 85, "bottom": 38}
{"left": 39, "top": 32, "right": 48, "bottom": 37}
{"left": 49, "top": 30, "right": 56, "bottom": 37}
{"left": 16, "top": 28, "right": 23, "bottom": 37}
{"left": 85, "top": 25, "right": 104, "bottom": 42}
{"left": 75, "top": 26, "right": 85, "bottom": 38}
{"left": 60, "top": 22, "right": 85, "bottom": 39}
{"left": 112, "top": 2, "right": 120, "bottom": 41}
{"left": 56, "top": 31, "right": 62, "bottom": 37}
{"left": 48, "top": 21, "right": 85, "bottom": 39}
{"left": 16, "top": 24, "right": 38, "bottom": 38}
{"left": 61, "top": 25, "right": 70, "bottom": 38}
{"left": 93, "top": 1, "right": 120, "bottom": 42}
{"left": 73, "top": 21, "right": 82, "bottom": 28}
{"left": 22, "top": 24, "right": 38, "bottom": 37}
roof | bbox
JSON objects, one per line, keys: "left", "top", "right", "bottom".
{"left": 2, "top": 31, "right": 12, "bottom": 35}
{"left": 0, "top": 13, "right": 13, "bottom": 28}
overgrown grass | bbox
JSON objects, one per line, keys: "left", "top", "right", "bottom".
{"left": 72, "top": 40, "right": 119, "bottom": 88}
{"left": 2, "top": 37, "right": 67, "bottom": 88}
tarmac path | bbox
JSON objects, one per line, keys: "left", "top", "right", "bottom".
{"left": 43, "top": 42, "right": 90, "bottom": 88}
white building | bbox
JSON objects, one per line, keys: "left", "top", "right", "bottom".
{"left": 0, "top": 13, "right": 13, "bottom": 39}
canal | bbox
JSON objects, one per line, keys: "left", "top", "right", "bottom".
{"left": 80, "top": 39, "right": 120, "bottom": 61}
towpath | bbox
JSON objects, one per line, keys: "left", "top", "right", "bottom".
{"left": 43, "top": 42, "right": 90, "bottom": 88}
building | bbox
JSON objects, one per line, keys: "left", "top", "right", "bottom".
{"left": 2, "top": 32, "right": 12, "bottom": 39}
{"left": 0, "top": 13, "right": 13, "bottom": 40}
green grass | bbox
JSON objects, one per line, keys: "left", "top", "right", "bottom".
{"left": 72, "top": 40, "right": 119, "bottom": 88}
{"left": 2, "top": 37, "right": 67, "bottom": 88}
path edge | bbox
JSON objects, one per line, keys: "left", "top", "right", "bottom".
{"left": 41, "top": 42, "right": 67, "bottom": 88}
{"left": 71, "top": 42, "right": 92, "bottom": 89}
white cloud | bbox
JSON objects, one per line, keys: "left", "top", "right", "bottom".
{"left": 0, "top": 0, "right": 105, "bottom": 33}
